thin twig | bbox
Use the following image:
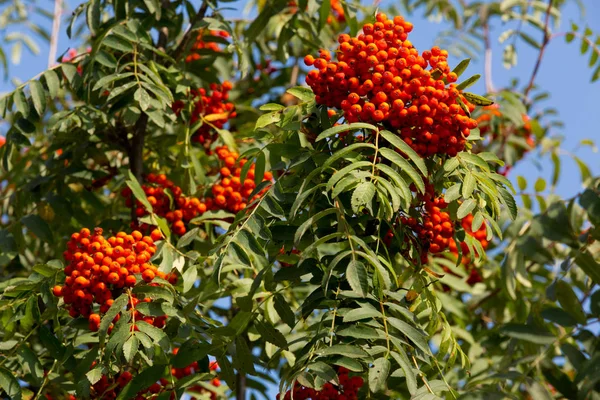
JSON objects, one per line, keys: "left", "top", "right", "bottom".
{"left": 171, "top": 1, "right": 209, "bottom": 61}
{"left": 524, "top": 0, "right": 554, "bottom": 98}
{"left": 48, "top": 0, "right": 62, "bottom": 68}
{"left": 483, "top": 22, "right": 495, "bottom": 94}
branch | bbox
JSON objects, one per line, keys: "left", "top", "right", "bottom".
{"left": 524, "top": 0, "right": 554, "bottom": 98}
{"left": 235, "top": 368, "right": 246, "bottom": 400}
{"left": 156, "top": 0, "right": 170, "bottom": 51}
{"left": 48, "top": 0, "right": 63, "bottom": 68}
{"left": 171, "top": 1, "right": 209, "bottom": 61}
{"left": 483, "top": 22, "right": 495, "bottom": 94}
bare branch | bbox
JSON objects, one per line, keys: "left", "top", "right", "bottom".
{"left": 524, "top": 0, "right": 554, "bottom": 98}
{"left": 48, "top": 0, "right": 63, "bottom": 68}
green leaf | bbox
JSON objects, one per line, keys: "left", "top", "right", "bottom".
{"left": 316, "top": 122, "right": 377, "bottom": 142}
{"left": 575, "top": 251, "right": 600, "bottom": 284}
{"left": 444, "top": 183, "right": 461, "bottom": 203}
{"left": 327, "top": 162, "right": 371, "bottom": 191}
{"left": 465, "top": 92, "right": 494, "bottom": 107}
{"left": 259, "top": 103, "right": 284, "bottom": 111}
{"left": 337, "top": 325, "right": 379, "bottom": 339}
{"left": 0, "top": 366, "right": 22, "bottom": 400}
{"left": 499, "top": 324, "right": 555, "bottom": 344}
{"left": 556, "top": 280, "right": 587, "bottom": 324}
{"left": 351, "top": 181, "right": 375, "bottom": 213}
{"left": 517, "top": 176, "right": 527, "bottom": 191}
{"left": 234, "top": 336, "right": 256, "bottom": 374}
{"left": 369, "top": 358, "right": 391, "bottom": 393}
{"left": 172, "top": 339, "right": 212, "bottom": 368}
{"left": 378, "top": 148, "right": 424, "bottom": 193}
{"left": 287, "top": 87, "right": 315, "bottom": 102}
{"left": 322, "top": 143, "right": 376, "bottom": 170}
{"left": 126, "top": 170, "right": 153, "bottom": 212}
{"left": 255, "top": 111, "right": 281, "bottom": 129}
{"left": 387, "top": 318, "right": 430, "bottom": 355}
{"left": 123, "top": 335, "right": 139, "bottom": 363}
{"left": 21, "top": 215, "right": 53, "bottom": 243}
{"left": 295, "top": 208, "right": 337, "bottom": 245}
{"left": 317, "top": 344, "right": 369, "bottom": 359}
{"left": 134, "top": 88, "right": 151, "bottom": 111}
{"left": 255, "top": 320, "right": 288, "bottom": 349}
{"left": 216, "top": 354, "right": 236, "bottom": 392}
{"left": 86, "top": 0, "right": 101, "bottom": 36}
{"left": 456, "top": 74, "right": 481, "bottom": 91}
{"left": 95, "top": 50, "right": 117, "bottom": 68}
{"left": 17, "top": 345, "right": 43, "bottom": 385}
{"left": 13, "top": 89, "right": 29, "bottom": 118}
{"left": 379, "top": 130, "right": 427, "bottom": 176}
{"left": 457, "top": 199, "right": 476, "bottom": 219}
{"left": 274, "top": 294, "right": 295, "bottom": 328}
{"left": 534, "top": 178, "right": 546, "bottom": 192}
{"left": 135, "top": 321, "right": 169, "bottom": 348}
{"left": 116, "top": 365, "right": 166, "bottom": 400}
{"left": 452, "top": 58, "right": 471, "bottom": 77}
{"left": 318, "top": 0, "right": 331, "bottom": 29}
{"left": 99, "top": 294, "right": 128, "bottom": 345}
{"left": 103, "top": 35, "right": 134, "bottom": 52}
{"left": 346, "top": 260, "right": 368, "bottom": 298}
{"left": 498, "top": 187, "right": 518, "bottom": 220}
{"left": 462, "top": 172, "right": 476, "bottom": 198}
{"left": 43, "top": 70, "right": 60, "bottom": 98}
{"left": 29, "top": 80, "right": 46, "bottom": 116}
{"left": 343, "top": 307, "right": 382, "bottom": 322}
{"left": 391, "top": 350, "right": 417, "bottom": 394}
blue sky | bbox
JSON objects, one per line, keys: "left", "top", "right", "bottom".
{"left": 1, "top": 1, "right": 598, "bottom": 398}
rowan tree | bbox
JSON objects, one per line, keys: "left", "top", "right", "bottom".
{"left": 0, "top": 0, "right": 599, "bottom": 399}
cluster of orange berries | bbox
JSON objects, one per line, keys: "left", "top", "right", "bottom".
{"left": 402, "top": 195, "right": 453, "bottom": 256}
{"left": 206, "top": 146, "right": 273, "bottom": 213}
{"left": 185, "top": 29, "right": 230, "bottom": 63}
{"left": 277, "top": 368, "right": 363, "bottom": 400}
{"left": 65, "top": 357, "right": 219, "bottom": 399}
{"left": 122, "top": 173, "right": 206, "bottom": 236}
{"left": 173, "top": 83, "right": 236, "bottom": 151}
{"left": 304, "top": 13, "right": 478, "bottom": 157}
{"left": 52, "top": 228, "right": 174, "bottom": 332}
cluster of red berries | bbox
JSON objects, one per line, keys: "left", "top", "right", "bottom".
{"left": 402, "top": 195, "right": 453, "bottom": 256}
{"left": 446, "top": 213, "right": 489, "bottom": 285}
{"left": 205, "top": 146, "right": 273, "bottom": 213}
{"left": 172, "top": 82, "right": 236, "bottom": 151}
{"left": 52, "top": 228, "right": 174, "bottom": 331}
{"left": 122, "top": 173, "right": 207, "bottom": 236}
{"left": 328, "top": 0, "right": 345, "bottom": 23}
{"left": 185, "top": 29, "right": 230, "bottom": 63}
{"left": 448, "top": 213, "right": 489, "bottom": 261}
{"left": 277, "top": 367, "right": 363, "bottom": 400}
{"left": 304, "top": 13, "right": 478, "bottom": 157}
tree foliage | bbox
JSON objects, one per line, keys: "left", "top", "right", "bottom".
{"left": 0, "top": 0, "right": 599, "bottom": 399}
